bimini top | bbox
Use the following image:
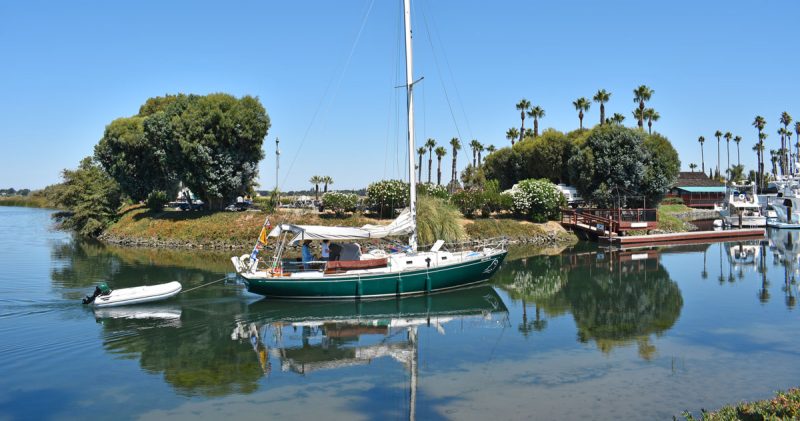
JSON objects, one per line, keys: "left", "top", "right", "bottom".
{"left": 268, "top": 208, "right": 414, "bottom": 245}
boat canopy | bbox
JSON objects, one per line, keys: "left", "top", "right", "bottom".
{"left": 268, "top": 208, "right": 414, "bottom": 244}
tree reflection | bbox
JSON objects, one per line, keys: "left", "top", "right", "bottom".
{"left": 494, "top": 248, "right": 683, "bottom": 359}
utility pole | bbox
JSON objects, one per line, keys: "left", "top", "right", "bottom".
{"left": 275, "top": 137, "right": 280, "bottom": 206}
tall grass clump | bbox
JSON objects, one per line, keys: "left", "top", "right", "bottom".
{"left": 416, "top": 196, "right": 465, "bottom": 245}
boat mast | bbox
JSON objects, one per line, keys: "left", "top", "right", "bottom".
{"left": 403, "top": 0, "right": 418, "bottom": 252}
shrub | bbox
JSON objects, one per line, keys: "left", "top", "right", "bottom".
{"left": 509, "top": 178, "right": 565, "bottom": 222}
{"left": 418, "top": 183, "right": 449, "bottom": 200}
{"left": 367, "top": 180, "right": 409, "bottom": 218}
{"left": 417, "top": 196, "right": 465, "bottom": 245}
{"left": 479, "top": 180, "right": 505, "bottom": 217}
{"left": 322, "top": 191, "right": 358, "bottom": 216}
{"left": 661, "top": 196, "right": 684, "bottom": 205}
{"left": 146, "top": 190, "right": 168, "bottom": 212}
{"left": 451, "top": 189, "right": 484, "bottom": 218}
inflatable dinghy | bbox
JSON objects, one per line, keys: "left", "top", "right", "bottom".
{"left": 83, "top": 282, "right": 182, "bottom": 308}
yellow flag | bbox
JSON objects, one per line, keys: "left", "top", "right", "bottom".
{"left": 258, "top": 227, "right": 267, "bottom": 244}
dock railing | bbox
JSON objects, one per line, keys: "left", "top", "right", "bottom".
{"left": 561, "top": 208, "right": 658, "bottom": 235}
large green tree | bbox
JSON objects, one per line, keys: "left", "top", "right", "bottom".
{"left": 96, "top": 93, "right": 269, "bottom": 210}
{"left": 50, "top": 157, "right": 122, "bottom": 237}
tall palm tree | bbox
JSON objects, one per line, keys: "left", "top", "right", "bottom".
{"left": 698, "top": 136, "right": 706, "bottom": 173}
{"left": 632, "top": 108, "right": 644, "bottom": 130}
{"left": 689, "top": 163, "right": 698, "bottom": 172}
{"left": 759, "top": 132, "right": 768, "bottom": 186}
{"left": 506, "top": 127, "right": 519, "bottom": 146}
{"left": 416, "top": 146, "right": 426, "bottom": 182}
{"left": 611, "top": 113, "right": 625, "bottom": 125}
{"left": 425, "top": 138, "right": 436, "bottom": 184}
{"left": 572, "top": 97, "right": 590, "bottom": 130}
{"left": 593, "top": 89, "right": 611, "bottom": 125}
{"left": 770, "top": 149, "right": 779, "bottom": 176}
{"left": 753, "top": 115, "right": 766, "bottom": 190}
{"left": 714, "top": 130, "right": 723, "bottom": 178}
{"left": 644, "top": 108, "right": 660, "bottom": 134}
{"left": 781, "top": 112, "right": 793, "bottom": 174}
{"left": 734, "top": 135, "right": 742, "bottom": 167}
{"left": 449, "top": 137, "right": 461, "bottom": 189}
{"left": 724, "top": 132, "right": 732, "bottom": 176}
{"left": 477, "top": 143, "right": 485, "bottom": 166}
{"left": 322, "top": 176, "right": 333, "bottom": 193}
{"left": 527, "top": 105, "right": 545, "bottom": 137}
{"left": 516, "top": 99, "right": 530, "bottom": 144}
{"left": 633, "top": 85, "right": 654, "bottom": 130}
{"left": 434, "top": 146, "right": 447, "bottom": 185}
{"left": 795, "top": 122, "right": 800, "bottom": 172}
{"left": 469, "top": 139, "right": 481, "bottom": 167}
{"left": 778, "top": 128, "right": 787, "bottom": 175}
{"left": 309, "top": 175, "right": 322, "bottom": 200}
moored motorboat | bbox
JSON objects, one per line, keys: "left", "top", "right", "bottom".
{"left": 83, "top": 281, "right": 182, "bottom": 308}
{"left": 714, "top": 182, "right": 766, "bottom": 227}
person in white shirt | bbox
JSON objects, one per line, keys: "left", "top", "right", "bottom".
{"left": 321, "top": 240, "right": 331, "bottom": 261}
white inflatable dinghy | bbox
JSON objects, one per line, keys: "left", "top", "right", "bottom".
{"left": 84, "top": 281, "right": 182, "bottom": 308}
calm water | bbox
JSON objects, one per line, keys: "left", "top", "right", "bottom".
{"left": 2, "top": 206, "right": 800, "bottom": 420}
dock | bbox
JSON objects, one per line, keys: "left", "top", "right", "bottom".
{"left": 599, "top": 228, "right": 765, "bottom": 246}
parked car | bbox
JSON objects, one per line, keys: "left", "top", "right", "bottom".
{"left": 225, "top": 200, "right": 253, "bottom": 212}
{"left": 174, "top": 200, "right": 205, "bottom": 211}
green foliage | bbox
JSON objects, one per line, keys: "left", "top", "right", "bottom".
{"left": 366, "top": 180, "right": 409, "bottom": 218}
{"left": 95, "top": 116, "right": 176, "bottom": 202}
{"left": 482, "top": 147, "right": 523, "bottom": 190}
{"left": 322, "top": 192, "right": 358, "bottom": 216}
{"left": 451, "top": 189, "right": 484, "bottom": 218}
{"left": 509, "top": 179, "right": 565, "bottom": 222}
{"left": 49, "top": 157, "right": 122, "bottom": 237}
{"left": 660, "top": 196, "right": 684, "bottom": 205}
{"left": 568, "top": 125, "right": 648, "bottom": 208}
{"left": 639, "top": 132, "right": 680, "bottom": 207}
{"left": 483, "top": 129, "right": 574, "bottom": 190}
{"left": 682, "top": 388, "right": 800, "bottom": 420}
{"left": 416, "top": 196, "right": 465, "bottom": 245}
{"left": 146, "top": 190, "right": 168, "bottom": 212}
{"left": 96, "top": 93, "right": 270, "bottom": 210}
{"left": 417, "top": 183, "right": 449, "bottom": 200}
{"left": 460, "top": 165, "right": 486, "bottom": 190}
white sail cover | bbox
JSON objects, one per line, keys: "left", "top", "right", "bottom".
{"left": 268, "top": 208, "right": 413, "bottom": 244}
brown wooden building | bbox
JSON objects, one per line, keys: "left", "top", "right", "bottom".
{"left": 668, "top": 172, "right": 726, "bottom": 208}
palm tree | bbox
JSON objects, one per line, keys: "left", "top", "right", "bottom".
{"left": 572, "top": 97, "right": 590, "bottom": 130}
{"left": 644, "top": 108, "right": 660, "bottom": 134}
{"left": 633, "top": 85, "right": 654, "bottom": 130}
{"left": 610, "top": 113, "right": 625, "bottom": 125}
{"left": 781, "top": 112, "right": 793, "bottom": 175}
{"left": 689, "top": 163, "right": 698, "bottom": 172}
{"left": 698, "top": 136, "right": 706, "bottom": 173}
{"left": 753, "top": 115, "right": 766, "bottom": 190}
{"left": 506, "top": 127, "right": 519, "bottom": 146}
{"left": 434, "top": 146, "right": 447, "bottom": 185}
{"left": 734, "top": 135, "right": 742, "bottom": 167}
{"left": 527, "top": 105, "right": 545, "bottom": 137}
{"left": 770, "top": 149, "right": 779, "bottom": 176}
{"left": 724, "top": 132, "right": 732, "bottom": 176}
{"left": 477, "top": 143, "right": 485, "bottom": 166}
{"left": 469, "top": 139, "right": 481, "bottom": 167}
{"left": 795, "top": 122, "right": 800, "bottom": 172}
{"left": 524, "top": 128, "right": 534, "bottom": 139}
{"left": 449, "top": 137, "right": 461, "bottom": 188}
{"left": 416, "top": 146, "right": 426, "bottom": 181}
{"left": 309, "top": 175, "right": 322, "bottom": 200}
{"left": 778, "top": 128, "right": 787, "bottom": 175}
{"left": 714, "top": 130, "right": 722, "bottom": 178}
{"left": 322, "top": 176, "right": 333, "bottom": 193}
{"left": 516, "top": 99, "right": 530, "bottom": 144}
{"left": 486, "top": 145, "right": 496, "bottom": 155}
{"left": 593, "top": 89, "right": 611, "bottom": 125}
{"left": 632, "top": 108, "right": 644, "bottom": 129}
{"left": 425, "top": 138, "right": 436, "bottom": 184}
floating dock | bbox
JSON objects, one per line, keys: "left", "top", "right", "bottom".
{"left": 599, "top": 228, "right": 765, "bottom": 246}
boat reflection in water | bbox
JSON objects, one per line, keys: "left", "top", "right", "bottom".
{"left": 766, "top": 229, "right": 800, "bottom": 307}
{"left": 231, "top": 285, "right": 508, "bottom": 419}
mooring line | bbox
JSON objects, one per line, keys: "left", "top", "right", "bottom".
{"left": 182, "top": 276, "right": 230, "bottom": 294}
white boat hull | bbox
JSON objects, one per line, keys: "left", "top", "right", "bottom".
{"left": 93, "top": 281, "right": 182, "bottom": 308}
{"left": 721, "top": 215, "right": 767, "bottom": 227}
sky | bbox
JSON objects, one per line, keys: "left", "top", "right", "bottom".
{"left": 1, "top": 0, "right": 799, "bottom": 192}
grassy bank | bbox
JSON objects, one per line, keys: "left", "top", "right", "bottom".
{"left": 101, "top": 205, "right": 577, "bottom": 249}
{"left": 682, "top": 388, "right": 800, "bottom": 420}
{"left": 0, "top": 196, "right": 50, "bottom": 208}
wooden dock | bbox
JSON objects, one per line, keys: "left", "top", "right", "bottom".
{"left": 600, "top": 228, "right": 765, "bottom": 246}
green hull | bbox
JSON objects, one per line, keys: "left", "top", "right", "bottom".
{"left": 242, "top": 251, "right": 508, "bottom": 299}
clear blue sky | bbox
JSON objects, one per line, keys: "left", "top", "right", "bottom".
{"left": 1, "top": 0, "right": 799, "bottom": 191}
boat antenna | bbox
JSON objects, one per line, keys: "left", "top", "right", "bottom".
{"left": 404, "top": 0, "right": 418, "bottom": 252}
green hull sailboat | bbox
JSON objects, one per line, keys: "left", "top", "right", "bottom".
{"left": 231, "top": 0, "right": 507, "bottom": 299}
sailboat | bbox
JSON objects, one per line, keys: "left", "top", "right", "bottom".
{"left": 230, "top": 0, "right": 507, "bottom": 299}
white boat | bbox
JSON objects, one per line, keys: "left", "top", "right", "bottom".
{"left": 714, "top": 182, "right": 766, "bottom": 227}
{"left": 85, "top": 281, "right": 182, "bottom": 308}
{"left": 767, "top": 179, "right": 800, "bottom": 229}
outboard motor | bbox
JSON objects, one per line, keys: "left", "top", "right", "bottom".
{"left": 82, "top": 282, "right": 111, "bottom": 304}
